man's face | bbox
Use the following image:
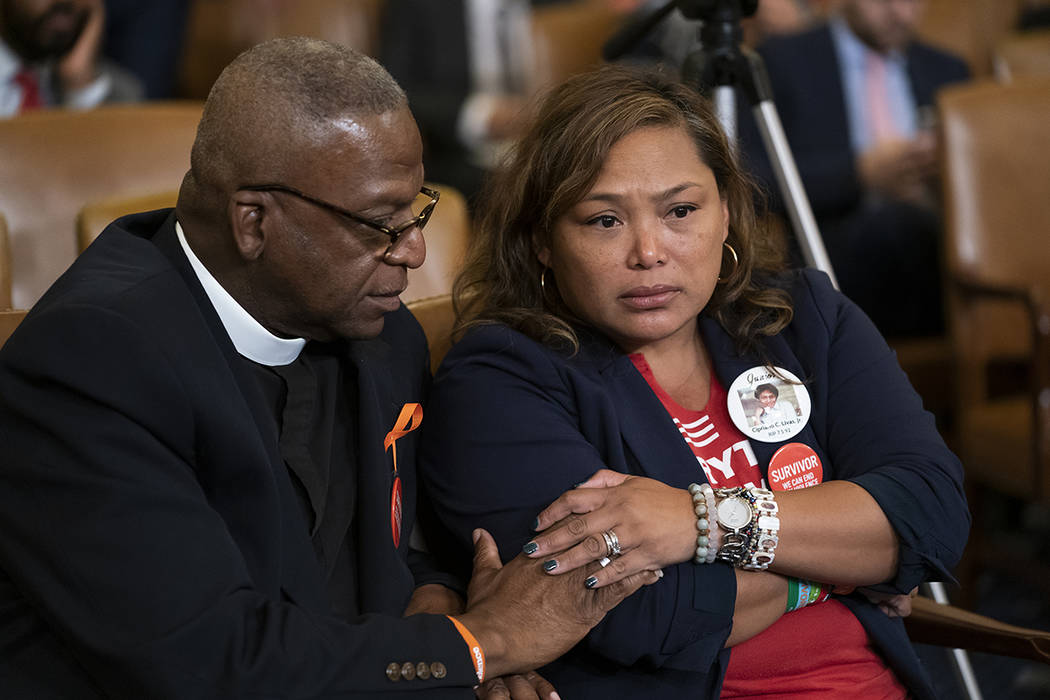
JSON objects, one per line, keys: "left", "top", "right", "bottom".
{"left": 249, "top": 107, "right": 428, "bottom": 342}
{"left": 0, "top": 0, "right": 91, "bottom": 62}
{"left": 842, "top": 0, "right": 923, "bottom": 54}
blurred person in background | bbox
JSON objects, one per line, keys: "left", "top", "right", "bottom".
{"left": 381, "top": 0, "right": 569, "bottom": 207}
{"left": 102, "top": 0, "right": 190, "bottom": 99}
{"left": 0, "top": 0, "right": 141, "bottom": 116}
{"left": 736, "top": 0, "right": 969, "bottom": 338}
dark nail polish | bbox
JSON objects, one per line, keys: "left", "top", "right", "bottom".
{"left": 522, "top": 541, "right": 538, "bottom": 555}
{"left": 584, "top": 576, "right": 598, "bottom": 589}
{"left": 532, "top": 517, "right": 540, "bottom": 531}
{"left": 543, "top": 559, "right": 558, "bottom": 572}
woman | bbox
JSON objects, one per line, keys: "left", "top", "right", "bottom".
{"left": 419, "top": 66, "right": 967, "bottom": 699}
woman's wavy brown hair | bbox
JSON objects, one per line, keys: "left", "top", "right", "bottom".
{"left": 453, "top": 64, "right": 793, "bottom": 354}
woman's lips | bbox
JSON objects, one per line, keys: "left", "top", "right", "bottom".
{"left": 619, "top": 285, "right": 680, "bottom": 309}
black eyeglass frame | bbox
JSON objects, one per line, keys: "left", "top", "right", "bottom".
{"left": 240, "top": 183, "right": 440, "bottom": 245}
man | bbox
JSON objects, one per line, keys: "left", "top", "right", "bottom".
{"left": 381, "top": 0, "right": 556, "bottom": 205}
{"left": 0, "top": 38, "right": 655, "bottom": 697}
{"left": 737, "top": 0, "right": 970, "bottom": 337}
{"left": 0, "top": 0, "right": 141, "bottom": 116}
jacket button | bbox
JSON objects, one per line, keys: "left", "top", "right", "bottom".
{"left": 400, "top": 662, "right": 416, "bottom": 681}
{"left": 386, "top": 662, "right": 401, "bottom": 682}
{"left": 416, "top": 662, "right": 431, "bottom": 680}
{"left": 430, "top": 661, "right": 447, "bottom": 679}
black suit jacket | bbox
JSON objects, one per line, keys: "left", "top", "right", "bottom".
{"left": 0, "top": 210, "right": 475, "bottom": 698}
{"left": 737, "top": 24, "right": 970, "bottom": 219}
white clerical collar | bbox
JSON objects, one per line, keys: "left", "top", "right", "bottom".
{"left": 176, "top": 220, "right": 306, "bottom": 366}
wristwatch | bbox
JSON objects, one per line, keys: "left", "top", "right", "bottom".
{"left": 713, "top": 486, "right": 780, "bottom": 569}
{"left": 713, "top": 487, "right": 754, "bottom": 566}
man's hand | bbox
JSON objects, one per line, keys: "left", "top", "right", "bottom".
{"left": 402, "top": 583, "right": 464, "bottom": 617}
{"left": 455, "top": 529, "right": 660, "bottom": 680}
{"left": 861, "top": 586, "right": 918, "bottom": 618}
{"left": 477, "top": 670, "right": 559, "bottom": 700}
{"left": 856, "top": 136, "right": 938, "bottom": 206}
{"left": 57, "top": 0, "right": 104, "bottom": 93}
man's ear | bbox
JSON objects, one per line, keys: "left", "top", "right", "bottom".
{"left": 229, "top": 190, "right": 269, "bottom": 261}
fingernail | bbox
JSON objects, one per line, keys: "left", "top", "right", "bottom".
{"left": 572, "top": 482, "right": 582, "bottom": 489}
{"left": 543, "top": 559, "right": 558, "bottom": 572}
{"left": 550, "top": 693, "right": 562, "bottom": 700}
{"left": 472, "top": 529, "right": 481, "bottom": 544}
{"left": 655, "top": 569, "right": 664, "bottom": 579}
{"left": 584, "top": 576, "right": 598, "bottom": 589}
{"left": 522, "top": 541, "right": 538, "bottom": 555}
{"left": 532, "top": 517, "right": 540, "bottom": 531}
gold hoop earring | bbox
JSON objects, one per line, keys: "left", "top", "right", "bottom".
{"left": 540, "top": 267, "right": 549, "bottom": 294}
{"left": 717, "top": 242, "right": 739, "bottom": 283}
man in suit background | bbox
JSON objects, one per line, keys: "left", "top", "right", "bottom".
{"left": 0, "top": 0, "right": 141, "bottom": 116}
{"left": 381, "top": 0, "right": 569, "bottom": 206}
{"left": 738, "top": 0, "right": 970, "bottom": 337}
{"left": 0, "top": 37, "right": 654, "bottom": 698}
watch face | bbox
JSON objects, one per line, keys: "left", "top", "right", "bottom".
{"left": 717, "top": 497, "right": 752, "bottom": 530}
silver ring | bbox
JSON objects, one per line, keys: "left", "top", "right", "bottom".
{"left": 599, "top": 556, "right": 611, "bottom": 568}
{"left": 601, "top": 530, "right": 615, "bottom": 557}
{"left": 604, "top": 529, "right": 622, "bottom": 557}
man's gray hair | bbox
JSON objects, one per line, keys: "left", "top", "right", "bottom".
{"left": 189, "top": 37, "right": 407, "bottom": 189}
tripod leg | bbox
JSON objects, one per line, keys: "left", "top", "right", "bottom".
{"left": 750, "top": 99, "right": 839, "bottom": 289}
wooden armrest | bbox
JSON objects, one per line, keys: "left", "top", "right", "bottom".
{"left": 905, "top": 596, "right": 1050, "bottom": 664}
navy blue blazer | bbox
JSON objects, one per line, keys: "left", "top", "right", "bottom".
{"left": 737, "top": 24, "right": 971, "bottom": 219}
{"left": 0, "top": 210, "right": 475, "bottom": 698}
{"left": 420, "top": 269, "right": 969, "bottom": 699}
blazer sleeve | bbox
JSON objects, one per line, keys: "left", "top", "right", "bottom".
{"left": 420, "top": 328, "right": 735, "bottom": 673}
{"left": 0, "top": 304, "right": 476, "bottom": 698}
{"left": 795, "top": 270, "right": 970, "bottom": 592}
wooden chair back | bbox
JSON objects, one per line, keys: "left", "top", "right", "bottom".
{"left": 405, "top": 293, "right": 455, "bottom": 375}
{"left": 939, "top": 76, "right": 1050, "bottom": 499}
{"left": 0, "top": 309, "right": 27, "bottom": 348}
{"left": 995, "top": 28, "right": 1050, "bottom": 81}
{"left": 403, "top": 183, "right": 471, "bottom": 304}
{"left": 529, "top": 0, "right": 622, "bottom": 91}
{"left": 0, "top": 103, "right": 202, "bottom": 309}
{"left": 0, "top": 213, "right": 11, "bottom": 310}
{"left": 77, "top": 191, "right": 180, "bottom": 252}
{"left": 179, "top": 0, "right": 387, "bottom": 99}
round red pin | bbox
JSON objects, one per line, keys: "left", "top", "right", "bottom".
{"left": 768, "top": 442, "right": 823, "bottom": 491}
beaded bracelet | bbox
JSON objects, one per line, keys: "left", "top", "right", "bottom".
{"left": 687, "top": 483, "right": 719, "bottom": 564}
{"left": 785, "top": 578, "right": 833, "bottom": 613}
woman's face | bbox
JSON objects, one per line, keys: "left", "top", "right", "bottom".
{"left": 539, "top": 125, "right": 729, "bottom": 354}
{"left": 758, "top": 390, "right": 778, "bottom": 408}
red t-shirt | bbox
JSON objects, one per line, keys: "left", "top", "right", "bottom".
{"left": 630, "top": 355, "right": 908, "bottom": 699}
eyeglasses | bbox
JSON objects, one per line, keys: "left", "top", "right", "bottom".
{"left": 241, "top": 183, "right": 440, "bottom": 248}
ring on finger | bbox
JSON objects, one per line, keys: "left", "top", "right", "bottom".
{"left": 604, "top": 529, "right": 622, "bottom": 557}
{"left": 601, "top": 530, "right": 615, "bottom": 557}
{"left": 599, "top": 556, "right": 611, "bottom": 568}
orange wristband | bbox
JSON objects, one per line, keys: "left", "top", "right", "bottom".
{"left": 446, "top": 615, "right": 485, "bottom": 683}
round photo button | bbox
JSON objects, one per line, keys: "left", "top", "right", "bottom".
{"left": 727, "top": 366, "right": 811, "bottom": 443}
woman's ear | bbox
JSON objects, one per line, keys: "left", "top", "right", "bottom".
{"left": 229, "top": 190, "right": 269, "bottom": 261}
{"left": 721, "top": 199, "right": 730, "bottom": 243}
{"left": 533, "top": 234, "right": 552, "bottom": 268}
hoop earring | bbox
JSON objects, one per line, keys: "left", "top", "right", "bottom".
{"left": 540, "top": 266, "right": 549, "bottom": 294}
{"left": 717, "top": 242, "right": 739, "bottom": 283}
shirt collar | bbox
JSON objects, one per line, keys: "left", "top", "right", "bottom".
{"left": 830, "top": 15, "right": 907, "bottom": 68}
{"left": 176, "top": 220, "right": 306, "bottom": 366}
{"left": 0, "top": 38, "right": 21, "bottom": 83}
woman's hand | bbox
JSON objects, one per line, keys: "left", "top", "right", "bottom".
{"left": 522, "top": 469, "right": 697, "bottom": 587}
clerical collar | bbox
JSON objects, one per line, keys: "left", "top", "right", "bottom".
{"left": 176, "top": 220, "right": 306, "bottom": 366}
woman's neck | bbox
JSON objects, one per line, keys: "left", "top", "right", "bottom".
{"left": 631, "top": 326, "right": 712, "bottom": 411}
